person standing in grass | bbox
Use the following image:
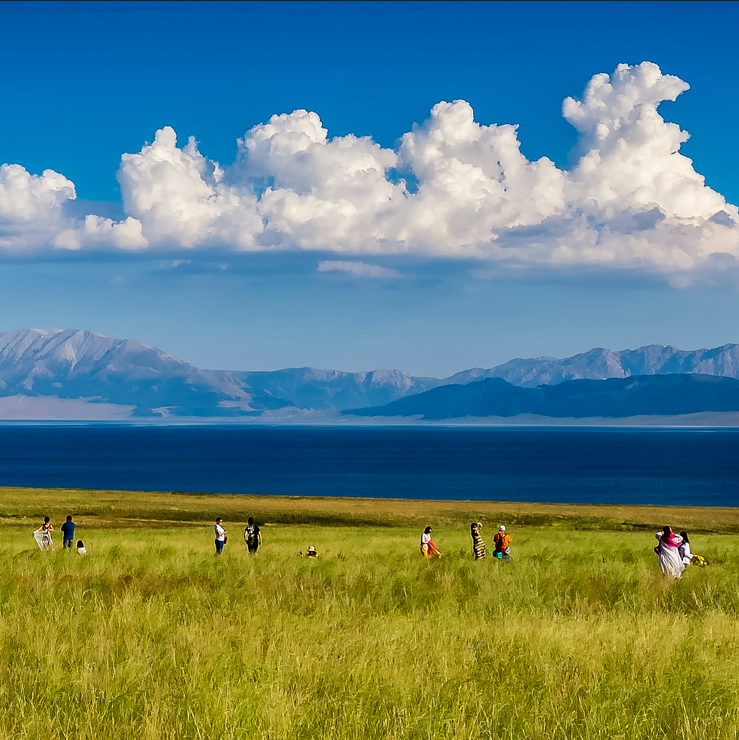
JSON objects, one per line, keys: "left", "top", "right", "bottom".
{"left": 420, "top": 526, "right": 442, "bottom": 558}
{"left": 61, "top": 515, "right": 76, "bottom": 549}
{"left": 471, "top": 522, "right": 486, "bottom": 560}
{"left": 34, "top": 516, "right": 54, "bottom": 550}
{"left": 244, "top": 517, "right": 262, "bottom": 554}
{"left": 679, "top": 531, "right": 694, "bottom": 566}
{"left": 493, "top": 525, "right": 512, "bottom": 562}
{"left": 214, "top": 518, "right": 227, "bottom": 555}
{"left": 654, "top": 526, "right": 684, "bottom": 579}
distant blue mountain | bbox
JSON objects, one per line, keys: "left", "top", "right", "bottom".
{"left": 346, "top": 374, "right": 739, "bottom": 420}
{"left": 232, "top": 367, "right": 439, "bottom": 411}
{"left": 446, "top": 344, "right": 739, "bottom": 387}
{"left": 3, "top": 328, "right": 739, "bottom": 420}
{"left": 0, "top": 328, "right": 288, "bottom": 417}
{"left": 0, "top": 329, "right": 437, "bottom": 418}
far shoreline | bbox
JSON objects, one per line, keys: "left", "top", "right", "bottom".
{"left": 3, "top": 409, "right": 739, "bottom": 427}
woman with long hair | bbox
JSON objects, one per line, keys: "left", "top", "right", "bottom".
{"left": 678, "top": 531, "right": 709, "bottom": 566}
{"left": 420, "top": 526, "right": 442, "bottom": 558}
{"left": 471, "top": 522, "right": 486, "bottom": 560}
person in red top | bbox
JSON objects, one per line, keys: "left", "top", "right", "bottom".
{"left": 493, "top": 525, "right": 512, "bottom": 562}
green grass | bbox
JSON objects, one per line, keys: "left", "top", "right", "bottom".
{"left": 3, "top": 506, "right": 739, "bottom": 739}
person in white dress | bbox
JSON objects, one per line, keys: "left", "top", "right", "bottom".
{"left": 655, "top": 526, "right": 684, "bottom": 579}
{"left": 33, "top": 516, "right": 54, "bottom": 550}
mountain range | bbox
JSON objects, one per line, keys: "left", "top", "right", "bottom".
{"left": 347, "top": 374, "right": 739, "bottom": 420}
{"left": 3, "top": 328, "right": 739, "bottom": 420}
{"left": 445, "top": 344, "right": 739, "bottom": 387}
{"left": 0, "top": 329, "right": 437, "bottom": 418}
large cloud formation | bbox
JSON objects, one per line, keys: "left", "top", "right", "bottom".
{"left": 2, "top": 62, "right": 737, "bottom": 277}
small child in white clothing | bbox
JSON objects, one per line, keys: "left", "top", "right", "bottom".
{"left": 679, "top": 531, "right": 693, "bottom": 565}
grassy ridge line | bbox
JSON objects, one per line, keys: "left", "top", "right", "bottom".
{"left": 2, "top": 485, "right": 739, "bottom": 533}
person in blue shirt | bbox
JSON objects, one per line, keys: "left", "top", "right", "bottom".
{"left": 61, "top": 515, "right": 76, "bottom": 549}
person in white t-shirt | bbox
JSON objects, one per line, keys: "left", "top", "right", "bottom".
{"left": 214, "top": 518, "right": 227, "bottom": 555}
{"left": 679, "top": 531, "right": 693, "bottom": 565}
{"left": 420, "top": 526, "right": 442, "bottom": 558}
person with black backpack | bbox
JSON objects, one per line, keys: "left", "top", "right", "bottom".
{"left": 244, "top": 517, "right": 262, "bottom": 554}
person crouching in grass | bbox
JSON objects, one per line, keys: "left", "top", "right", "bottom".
{"left": 493, "top": 525, "right": 512, "bottom": 562}
{"left": 214, "top": 518, "right": 227, "bottom": 555}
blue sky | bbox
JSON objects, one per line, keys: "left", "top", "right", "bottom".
{"left": 1, "top": 1, "right": 738, "bottom": 376}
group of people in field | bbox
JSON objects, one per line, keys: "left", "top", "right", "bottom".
{"left": 31, "top": 515, "right": 708, "bottom": 577}
{"left": 214, "top": 517, "right": 319, "bottom": 558}
{"left": 418, "top": 522, "right": 513, "bottom": 561}
{"left": 421, "top": 521, "right": 709, "bottom": 576}
{"left": 215, "top": 517, "right": 264, "bottom": 555}
{"left": 654, "top": 526, "right": 708, "bottom": 579}
{"left": 32, "top": 516, "right": 86, "bottom": 553}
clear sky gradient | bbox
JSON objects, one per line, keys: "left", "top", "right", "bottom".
{"left": 1, "top": 1, "right": 738, "bottom": 376}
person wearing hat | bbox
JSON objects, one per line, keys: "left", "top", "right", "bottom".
{"left": 301, "top": 546, "right": 318, "bottom": 558}
{"left": 493, "top": 525, "right": 512, "bottom": 562}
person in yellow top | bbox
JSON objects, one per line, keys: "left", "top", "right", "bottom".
{"left": 493, "top": 525, "right": 512, "bottom": 562}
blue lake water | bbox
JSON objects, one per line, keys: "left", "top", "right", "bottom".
{"left": 0, "top": 425, "right": 738, "bottom": 507}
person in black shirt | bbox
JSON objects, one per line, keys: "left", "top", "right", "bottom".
{"left": 244, "top": 517, "right": 262, "bottom": 554}
{"left": 61, "top": 515, "right": 76, "bottom": 549}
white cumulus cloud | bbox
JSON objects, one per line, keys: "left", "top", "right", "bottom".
{"left": 0, "top": 162, "right": 147, "bottom": 253}
{"left": 1, "top": 61, "right": 738, "bottom": 279}
{"left": 392, "top": 99, "right": 566, "bottom": 251}
{"left": 240, "top": 109, "right": 403, "bottom": 250}
{"left": 563, "top": 62, "right": 725, "bottom": 221}
{"left": 118, "top": 127, "right": 262, "bottom": 250}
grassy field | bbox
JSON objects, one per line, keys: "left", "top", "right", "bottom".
{"left": 3, "top": 484, "right": 739, "bottom": 532}
{"left": 2, "top": 488, "right": 739, "bottom": 739}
